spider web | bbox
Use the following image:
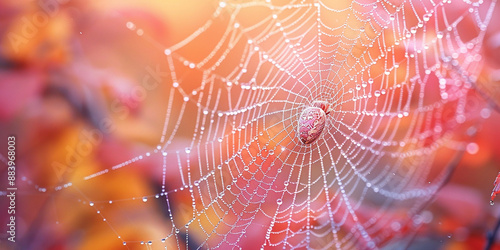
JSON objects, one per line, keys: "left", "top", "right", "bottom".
{"left": 23, "top": 0, "right": 498, "bottom": 249}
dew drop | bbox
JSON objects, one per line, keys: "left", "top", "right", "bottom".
{"left": 142, "top": 197, "right": 148, "bottom": 202}
{"left": 89, "top": 202, "right": 94, "bottom": 207}
{"left": 466, "top": 143, "right": 479, "bottom": 154}
{"left": 481, "top": 108, "right": 491, "bottom": 119}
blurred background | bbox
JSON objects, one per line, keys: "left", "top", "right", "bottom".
{"left": 1, "top": 0, "right": 500, "bottom": 249}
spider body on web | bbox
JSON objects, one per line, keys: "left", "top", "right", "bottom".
{"left": 297, "top": 101, "right": 332, "bottom": 144}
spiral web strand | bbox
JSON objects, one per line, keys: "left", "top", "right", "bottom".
{"left": 17, "top": 0, "right": 498, "bottom": 249}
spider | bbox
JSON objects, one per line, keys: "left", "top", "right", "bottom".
{"left": 297, "top": 100, "right": 332, "bottom": 144}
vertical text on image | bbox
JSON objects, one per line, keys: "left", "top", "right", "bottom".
{"left": 6, "top": 136, "right": 16, "bottom": 243}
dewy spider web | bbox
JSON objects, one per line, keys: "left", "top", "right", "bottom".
{"left": 38, "top": 0, "right": 498, "bottom": 249}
